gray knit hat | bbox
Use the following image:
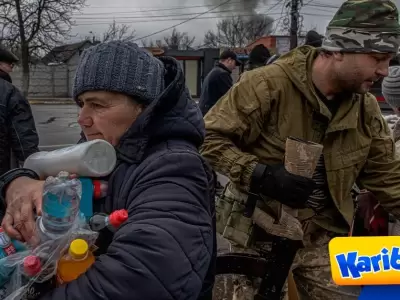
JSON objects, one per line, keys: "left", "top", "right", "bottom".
{"left": 382, "top": 66, "right": 400, "bottom": 108}
{"left": 73, "top": 41, "right": 165, "bottom": 104}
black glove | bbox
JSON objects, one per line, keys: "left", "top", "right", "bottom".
{"left": 251, "top": 163, "right": 316, "bottom": 209}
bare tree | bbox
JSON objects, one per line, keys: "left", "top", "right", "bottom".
{"left": 0, "top": 0, "right": 85, "bottom": 96}
{"left": 161, "top": 28, "right": 196, "bottom": 50}
{"left": 102, "top": 20, "right": 136, "bottom": 43}
{"left": 141, "top": 29, "right": 195, "bottom": 50}
{"left": 141, "top": 39, "right": 164, "bottom": 49}
{"left": 204, "top": 15, "right": 274, "bottom": 48}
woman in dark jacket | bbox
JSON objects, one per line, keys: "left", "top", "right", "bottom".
{"left": 0, "top": 41, "right": 216, "bottom": 300}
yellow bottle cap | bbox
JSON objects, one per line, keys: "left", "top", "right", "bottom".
{"left": 69, "top": 239, "right": 89, "bottom": 259}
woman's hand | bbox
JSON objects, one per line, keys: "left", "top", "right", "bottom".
{"left": 1, "top": 176, "right": 44, "bottom": 242}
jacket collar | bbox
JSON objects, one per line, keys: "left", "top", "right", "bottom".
{"left": 215, "top": 62, "right": 232, "bottom": 74}
{"left": 0, "top": 70, "right": 11, "bottom": 83}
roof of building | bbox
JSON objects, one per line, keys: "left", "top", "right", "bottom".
{"left": 42, "top": 40, "right": 98, "bottom": 64}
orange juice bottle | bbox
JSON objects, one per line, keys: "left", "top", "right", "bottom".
{"left": 56, "top": 239, "right": 95, "bottom": 285}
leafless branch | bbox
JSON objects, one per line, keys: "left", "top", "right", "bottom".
{"left": 0, "top": 0, "right": 86, "bottom": 95}
{"left": 203, "top": 15, "right": 274, "bottom": 48}
{"left": 102, "top": 20, "right": 136, "bottom": 43}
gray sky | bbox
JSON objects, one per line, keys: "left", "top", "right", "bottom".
{"left": 68, "top": 0, "right": 400, "bottom": 46}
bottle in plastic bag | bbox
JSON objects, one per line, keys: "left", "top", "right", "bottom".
{"left": 36, "top": 172, "right": 82, "bottom": 243}
{"left": 0, "top": 228, "right": 27, "bottom": 288}
{"left": 23, "top": 139, "right": 117, "bottom": 179}
{"left": 78, "top": 178, "right": 108, "bottom": 219}
{"left": 21, "top": 255, "right": 56, "bottom": 300}
{"left": 89, "top": 209, "right": 128, "bottom": 233}
{"left": 0, "top": 228, "right": 26, "bottom": 259}
{"left": 56, "top": 239, "right": 95, "bottom": 285}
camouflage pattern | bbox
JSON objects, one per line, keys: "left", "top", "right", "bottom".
{"left": 213, "top": 223, "right": 361, "bottom": 300}
{"left": 322, "top": 0, "right": 400, "bottom": 53}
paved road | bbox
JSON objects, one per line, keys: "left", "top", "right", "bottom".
{"left": 32, "top": 105, "right": 81, "bottom": 147}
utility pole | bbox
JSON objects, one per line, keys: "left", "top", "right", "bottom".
{"left": 289, "top": 0, "right": 300, "bottom": 50}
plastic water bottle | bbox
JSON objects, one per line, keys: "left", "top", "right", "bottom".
{"left": 89, "top": 209, "right": 128, "bottom": 233}
{"left": 36, "top": 172, "right": 82, "bottom": 242}
{"left": 23, "top": 139, "right": 117, "bottom": 179}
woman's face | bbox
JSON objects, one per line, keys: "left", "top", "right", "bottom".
{"left": 77, "top": 91, "right": 144, "bottom": 146}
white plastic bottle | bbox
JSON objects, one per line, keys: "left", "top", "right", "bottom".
{"left": 23, "top": 139, "right": 117, "bottom": 179}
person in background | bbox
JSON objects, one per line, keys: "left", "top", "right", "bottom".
{"left": 0, "top": 46, "right": 38, "bottom": 178}
{"left": 198, "top": 50, "right": 241, "bottom": 116}
{"left": 246, "top": 44, "right": 271, "bottom": 71}
{"left": 304, "top": 30, "right": 324, "bottom": 48}
{"left": 0, "top": 41, "right": 215, "bottom": 300}
{"left": 266, "top": 30, "right": 323, "bottom": 65}
{"left": 0, "top": 47, "right": 18, "bottom": 83}
{"left": 382, "top": 66, "right": 400, "bottom": 155}
{"left": 236, "top": 45, "right": 271, "bottom": 82}
{"left": 201, "top": 0, "right": 400, "bottom": 299}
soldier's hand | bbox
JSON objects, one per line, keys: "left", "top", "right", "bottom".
{"left": 2, "top": 177, "right": 44, "bottom": 243}
{"left": 254, "top": 164, "right": 316, "bottom": 209}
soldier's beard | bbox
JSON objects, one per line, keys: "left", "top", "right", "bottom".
{"left": 335, "top": 70, "right": 375, "bottom": 95}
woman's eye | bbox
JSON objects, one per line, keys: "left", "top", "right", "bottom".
{"left": 76, "top": 100, "right": 83, "bottom": 108}
{"left": 90, "top": 102, "right": 103, "bottom": 109}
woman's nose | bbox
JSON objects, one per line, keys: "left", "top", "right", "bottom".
{"left": 77, "top": 109, "right": 93, "bottom": 127}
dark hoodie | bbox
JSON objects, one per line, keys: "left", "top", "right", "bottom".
{"left": 42, "top": 57, "right": 216, "bottom": 300}
{"left": 0, "top": 70, "right": 12, "bottom": 83}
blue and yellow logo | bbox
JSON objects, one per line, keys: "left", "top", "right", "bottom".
{"left": 329, "top": 236, "right": 400, "bottom": 285}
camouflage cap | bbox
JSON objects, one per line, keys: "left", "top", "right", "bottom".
{"left": 322, "top": 0, "right": 400, "bottom": 53}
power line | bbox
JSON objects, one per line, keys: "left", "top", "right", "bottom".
{"left": 132, "top": 0, "right": 234, "bottom": 42}
{"left": 74, "top": 9, "right": 334, "bottom": 23}
{"left": 74, "top": 11, "right": 285, "bottom": 24}
{"left": 74, "top": 11, "right": 331, "bottom": 26}
{"left": 75, "top": 1, "right": 246, "bottom": 15}
{"left": 74, "top": 8, "right": 261, "bottom": 20}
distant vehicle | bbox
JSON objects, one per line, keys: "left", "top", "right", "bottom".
{"left": 371, "top": 56, "right": 400, "bottom": 113}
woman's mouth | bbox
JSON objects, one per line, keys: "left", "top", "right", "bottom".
{"left": 87, "top": 133, "right": 102, "bottom": 138}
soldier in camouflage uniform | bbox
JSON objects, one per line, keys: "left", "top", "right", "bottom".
{"left": 203, "top": 0, "right": 400, "bottom": 299}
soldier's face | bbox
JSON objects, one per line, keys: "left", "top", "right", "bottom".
{"left": 335, "top": 53, "right": 393, "bottom": 94}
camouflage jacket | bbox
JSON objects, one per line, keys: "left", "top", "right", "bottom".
{"left": 201, "top": 45, "right": 400, "bottom": 234}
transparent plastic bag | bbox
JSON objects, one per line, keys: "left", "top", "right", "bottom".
{"left": 0, "top": 212, "right": 98, "bottom": 300}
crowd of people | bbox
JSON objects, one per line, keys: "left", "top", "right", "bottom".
{"left": 0, "top": 0, "right": 400, "bottom": 299}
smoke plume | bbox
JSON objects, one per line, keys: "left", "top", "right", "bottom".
{"left": 210, "top": 0, "right": 269, "bottom": 14}
{"left": 204, "top": 0, "right": 274, "bottom": 33}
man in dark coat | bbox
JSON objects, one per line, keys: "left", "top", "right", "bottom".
{"left": 0, "top": 42, "right": 215, "bottom": 300}
{"left": 0, "top": 46, "right": 38, "bottom": 176}
{"left": 199, "top": 50, "right": 241, "bottom": 116}
{"left": 304, "top": 30, "right": 324, "bottom": 47}
{"left": 246, "top": 44, "right": 271, "bottom": 71}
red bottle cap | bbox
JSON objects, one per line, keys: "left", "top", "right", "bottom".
{"left": 109, "top": 209, "right": 128, "bottom": 228}
{"left": 23, "top": 255, "right": 42, "bottom": 277}
{"left": 93, "top": 180, "right": 107, "bottom": 199}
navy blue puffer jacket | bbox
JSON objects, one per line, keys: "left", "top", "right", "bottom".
{"left": 41, "top": 57, "right": 216, "bottom": 300}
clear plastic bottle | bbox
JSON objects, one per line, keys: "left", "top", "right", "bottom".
{"left": 56, "top": 239, "right": 95, "bottom": 285}
{"left": 36, "top": 172, "right": 82, "bottom": 243}
{"left": 89, "top": 209, "right": 128, "bottom": 233}
{"left": 23, "top": 139, "right": 117, "bottom": 179}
